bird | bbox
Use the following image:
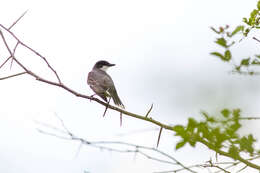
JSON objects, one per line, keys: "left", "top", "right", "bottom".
{"left": 87, "top": 60, "right": 124, "bottom": 108}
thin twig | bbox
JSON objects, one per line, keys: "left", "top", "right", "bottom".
{"left": 253, "top": 37, "right": 260, "bottom": 43}
{"left": 10, "top": 41, "right": 20, "bottom": 69}
{"left": 103, "top": 97, "right": 111, "bottom": 117}
{"left": 33, "top": 120, "right": 68, "bottom": 135}
{"left": 0, "top": 72, "right": 27, "bottom": 80}
{"left": 74, "top": 142, "right": 83, "bottom": 158}
{"left": 0, "top": 23, "right": 62, "bottom": 84}
{"left": 0, "top": 56, "right": 11, "bottom": 69}
{"left": 37, "top": 128, "right": 71, "bottom": 140}
{"left": 156, "top": 127, "right": 163, "bottom": 148}
{"left": 236, "top": 165, "right": 248, "bottom": 173}
{"left": 8, "top": 10, "right": 28, "bottom": 30}
{"left": 36, "top": 116, "right": 196, "bottom": 173}
{"left": 239, "top": 117, "right": 260, "bottom": 120}
{"left": 0, "top": 30, "right": 14, "bottom": 59}
{"left": 54, "top": 113, "right": 73, "bottom": 136}
{"left": 120, "top": 112, "right": 122, "bottom": 127}
{"left": 145, "top": 103, "right": 153, "bottom": 117}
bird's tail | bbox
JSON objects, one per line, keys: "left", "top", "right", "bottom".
{"left": 108, "top": 87, "right": 124, "bottom": 109}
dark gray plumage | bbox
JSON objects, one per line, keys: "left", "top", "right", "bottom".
{"left": 87, "top": 60, "right": 124, "bottom": 108}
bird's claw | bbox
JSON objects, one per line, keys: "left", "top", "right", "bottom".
{"left": 89, "top": 94, "right": 96, "bottom": 102}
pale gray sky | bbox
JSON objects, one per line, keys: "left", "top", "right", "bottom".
{"left": 0, "top": 0, "right": 260, "bottom": 172}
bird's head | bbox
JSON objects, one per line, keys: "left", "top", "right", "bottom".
{"left": 94, "top": 60, "right": 115, "bottom": 72}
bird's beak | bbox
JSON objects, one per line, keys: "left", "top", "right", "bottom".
{"left": 108, "top": 63, "right": 115, "bottom": 67}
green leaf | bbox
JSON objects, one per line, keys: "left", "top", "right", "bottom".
{"left": 248, "top": 134, "right": 256, "bottom": 143}
{"left": 188, "top": 139, "right": 196, "bottom": 147}
{"left": 230, "top": 123, "right": 241, "bottom": 133}
{"left": 197, "top": 122, "right": 210, "bottom": 139}
{"left": 231, "top": 25, "right": 244, "bottom": 36}
{"left": 252, "top": 59, "right": 260, "bottom": 65}
{"left": 235, "top": 65, "right": 241, "bottom": 72}
{"left": 221, "top": 109, "right": 231, "bottom": 118}
{"left": 175, "top": 140, "right": 187, "bottom": 150}
{"left": 236, "top": 135, "right": 256, "bottom": 155}
{"left": 224, "top": 50, "right": 232, "bottom": 61}
{"left": 243, "top": 28, "right": 250, "bottom": 36}
{"left": 215, "top": 38, "right": 228, "bottom": 48}
{"left": 228, "top": 145, "right": 239, "bottom": 160}
{"left": 232, "top": 109, "right": 241, "bottom": 118}
{"left": 225, "top": 127, "right": 238, "bottom": 139}
{"left": 173, "top": 125, "right": 185, "bottom": 135}
{"left": 243, "top": 18, "right": 249, "bottom": 24}
{"left": 211, "top": 52, "right": 225, "bottom": 60}
{"left": 240, "top": 58, "right": 250, "bottom": 66}
{"left": 187, "top": 118, "right": 197, "bottom": 132}
{"left": 250, "top": 9, "right": 259, "bottom": 19}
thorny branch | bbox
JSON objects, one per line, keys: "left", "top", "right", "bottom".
{"left": 1, "top": 12, "right": 260, "bottom": 172}
{"left": 1, "top": 14, "right": 259, "bottom": 137}
{"left": 36, "top": 115, "right": 196, "bottom": 173}
{"left": 37, "top": 115, "right": 260, "bottom": 173}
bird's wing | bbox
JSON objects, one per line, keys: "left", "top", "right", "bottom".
{"left": 102, "top": 74, "right": 124, "bottom": 108}
{"left": 87, "top": 71, "right": 108, "bottom": 102}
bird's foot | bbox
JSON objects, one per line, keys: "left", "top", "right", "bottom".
{"left": 89, "top": 94, "right": 96, "bottom": 102}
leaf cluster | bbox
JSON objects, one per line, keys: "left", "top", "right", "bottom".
{"left": 210, "top": 0, "right": 260, "bottom": 75}
{"left": 173, "top": 109, "right": 259, "bottom": 160}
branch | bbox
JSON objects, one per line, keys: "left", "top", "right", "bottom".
{"left": 0, "top": 23, "right": 174, "bottom": 134}
{"left": 0, "top": 56, "right": 11, "bottom": 69}
{"left": 197, "top": 138, "right": 260, "bottom": 170}
{"left": 145, "top": 103, "right": 153, "bottom": 117}
{"left": 156, "top": 127, "right": 163, "bottom": 148}
{"left": 8, "top": 10, "right": 28, "bottom": 30}
{"left": 0, "top": 72, "right": 27, "bottom": 80}
{"left": 0, "top": 24, "right": 62, "bottom": 84}
{"left": 253, "top": 37, "right": 260, "bottom": 43}
{"left": 36, "top": 116, "right": 196, "bottom": 173}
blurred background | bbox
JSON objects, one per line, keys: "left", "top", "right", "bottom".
{"left": 0, "top": 0, "right": 260, "bottom": 172}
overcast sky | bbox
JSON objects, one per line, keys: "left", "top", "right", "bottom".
{"left": 0, "top": 0, "right": 260, "bottom": 173}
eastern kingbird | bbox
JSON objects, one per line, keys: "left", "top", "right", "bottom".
{"left": 87, "top": 60, "right": 124, "bottom": 108}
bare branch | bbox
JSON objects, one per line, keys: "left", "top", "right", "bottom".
{"left": 145, "top": 103, "right": 153, "bottom": 117}
{"left": 10, "top": 41, "right": 20, "bottom": 69}
{"left": 54, "top": 113, "right": 73, "bottom": 136}
{"left": 0, "top": 24, "right": 62, "bottom": 84}
{"left": 36, "top": 117, "right": 196, "bottom": 173}
{"left": 236, "top": 165, "right": 248, "bottom": 173}
{"left": 37, "top": 128, "right": 71, "bottom": 140}
{"left": 0, "top": 30, "right": 14, "bottom": 58}
{"left": 33, "top": 120, "right": 68, "bottom": 135}
{"left": 253, "top": 37, "right": 260, "bottom": 43}
{"left": 239, "top": 116, "right": 260, "bottom": 120}
{"left": 120, "top": 112, "right": 122, "bottom": 127}
{"left": 156, "top": 127, "right": 163, "bottom": 148}
{"left": 0, "top": 56, "right": 11, "bottom": 69}
{"left": 8, "top": 10, "right": 28, "bottom": 30}
{"left": 103, "top": 97, "right": 111, "bottom": 117}
{"left": 0, "top": 72, "right": 27, "bottom": 80}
